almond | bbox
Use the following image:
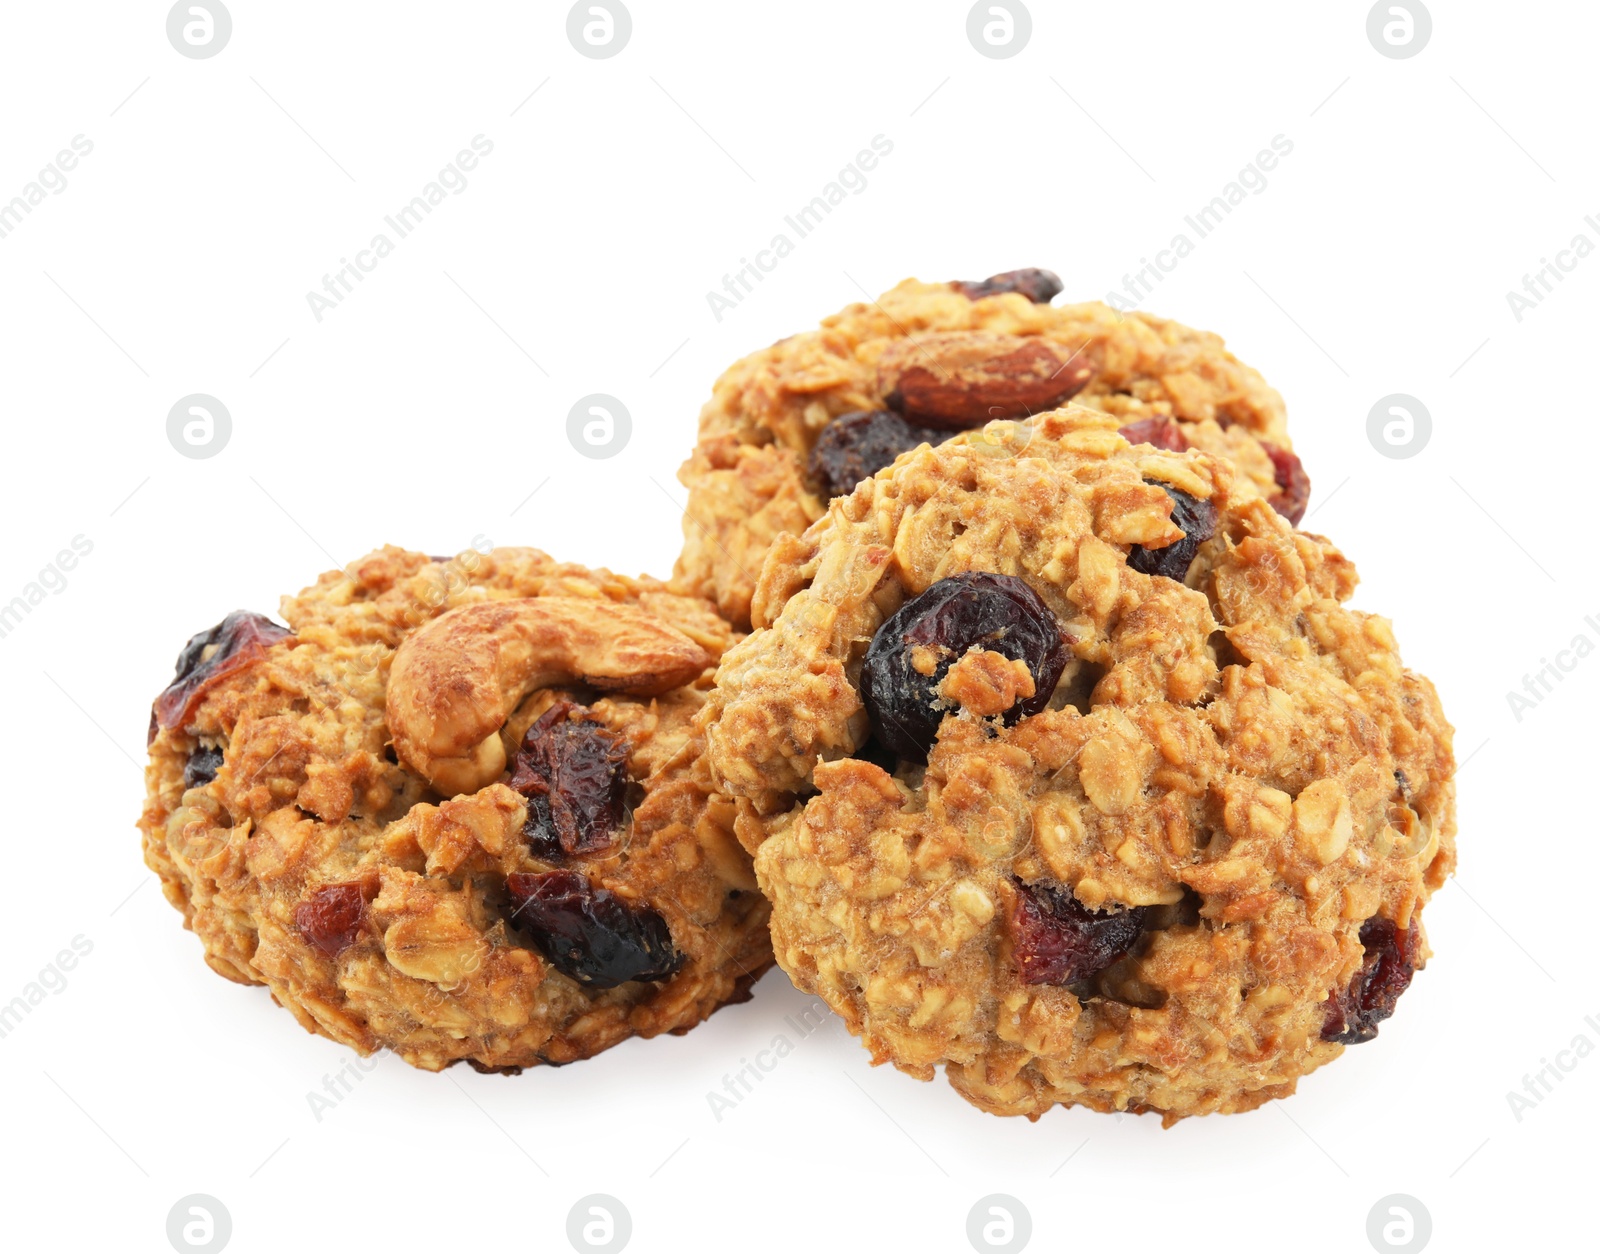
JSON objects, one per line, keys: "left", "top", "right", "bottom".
{"left": 878, "top": 332, "right": 1094, "bottom": 429}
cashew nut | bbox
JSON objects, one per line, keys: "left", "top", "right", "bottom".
{"left": 386, "top": 597, "right": 710, "bottom": 795}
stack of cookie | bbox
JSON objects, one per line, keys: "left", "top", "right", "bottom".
{"left": 139, "top": 271, "right": 1454, "bottom": 1123}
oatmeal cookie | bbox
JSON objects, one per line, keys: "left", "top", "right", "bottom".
{"left": 139, "top": 546, "right": 771, "bottom": 1072}
{"left": 703, "top": 406, "right": 1452, "bottom": 1122}
{"left": 674, "top": 270, "right": 1306, "bottom": 626}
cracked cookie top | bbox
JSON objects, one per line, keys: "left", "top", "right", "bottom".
{"left": 703, "top": 405, "right": 1453, "bottom": 1122}
{"left": 674, "top": 271, "right": 1304, "bottom": 627}
{"left": 139, "top": 546, "right": 770, "bottom": 1073}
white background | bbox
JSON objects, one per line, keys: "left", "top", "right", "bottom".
{"left": 0, "top": 2, "right": 1593, "bottom": 1251}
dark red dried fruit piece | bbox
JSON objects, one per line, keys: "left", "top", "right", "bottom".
{"left": 1010, "top": 880, "right": 1148, "bottom": 986}
{"left": 807, "top": 410, "right": 949, "bottom": 500}
{"left": 507, "top": 701, "right": 631, "bottom": 861}
{"left": 294, "top": 883, "right": 371, "bottom": 958}
{"left": 519, "top": 794, "right": 562, "bottom": 862}
{"left": 1126, "top": 483, "right": 1218, "bottom": 581}
{"left": 1261, "top": 441, "right": 1311, "bottom": 526}
{"left": 183, "top": 746, "right": 225, "bottom": 790}
{"left": 505, "top": 870, "right": 683, "bottom": 989}
{"left": 1117, "top": 415, "right": 1190, "bottom": 453}
{"left": 860, "top": 572, "right": 1068, "bottom": 763}
{"left": 153, "top": 611, "right": 291, "bottom": 732}
{"left": 954, "top": 268, "right": 1064, "bottom": 304}
{"left": 1321, "top": 917, "right": 1419, "bottom": 1044}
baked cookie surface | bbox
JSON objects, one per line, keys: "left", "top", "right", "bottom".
{"left": 139, "top": 546, "right": 771, "bottom": 1072}
{"left": 703, "top": 407, "right": 1452, "bottom": 1122}
{"left": 674, "top": 270, "right": 1307, "bottom": 626}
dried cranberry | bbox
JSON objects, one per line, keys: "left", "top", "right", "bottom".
{"left": 1126, "top": 483, "right": 1217, "bottom": 581}
{"left": 1261, "top": 441, "right": 1311, "bottom": 525}
{"left": 1117, "top": 416, "right": 1190, "bottom": 453}
{"left": 807, "top": 410, "right": 949, "bottom": 499}
{"left": 507, "top": 702, "right": 631, "bottom": 860}
{"left": 1321, "top": 917, "right": 1419, "bottom": 1044}
{"left": 506, "top": 871, "right": 683, "bottom": 989}
{"left": 517, "top": 795, "right": 561, "bottom": 862}
{"left": 1010, "top": 880, "right": 1148, "bottom": 985}
{"left": 183, "top": 746, "right": 225, "bottom": 789}
{"left": 293, "top": 883, "right": 370, "bottom": 958}
{"left": 860, "top": 572, "right": 1068, "bottom": 763}
{"left": 153, "top": 611, "right": 291, "bottom": 732}
{"left": 955, "top": 268, "right": 1064, "bottom": 304}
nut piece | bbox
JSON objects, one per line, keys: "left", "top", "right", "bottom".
{"left": 1294, "top": 779, "right": 1354, "bottom": 865}
{"left": 878, "top": 332, "right": 1093, "bottom": 429}
{"left": 387, "top": 597, "right": 709, "bottom": 795}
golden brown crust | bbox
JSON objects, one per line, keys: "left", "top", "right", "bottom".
{"left": 139, "top": 545, "right": 771, "bottom": 1072}
{"left": 674, "top": 279, "right": 1291, "bottom": 625}
{"left": 702, "top": 407, "right": 1454, "bottom": 1122}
